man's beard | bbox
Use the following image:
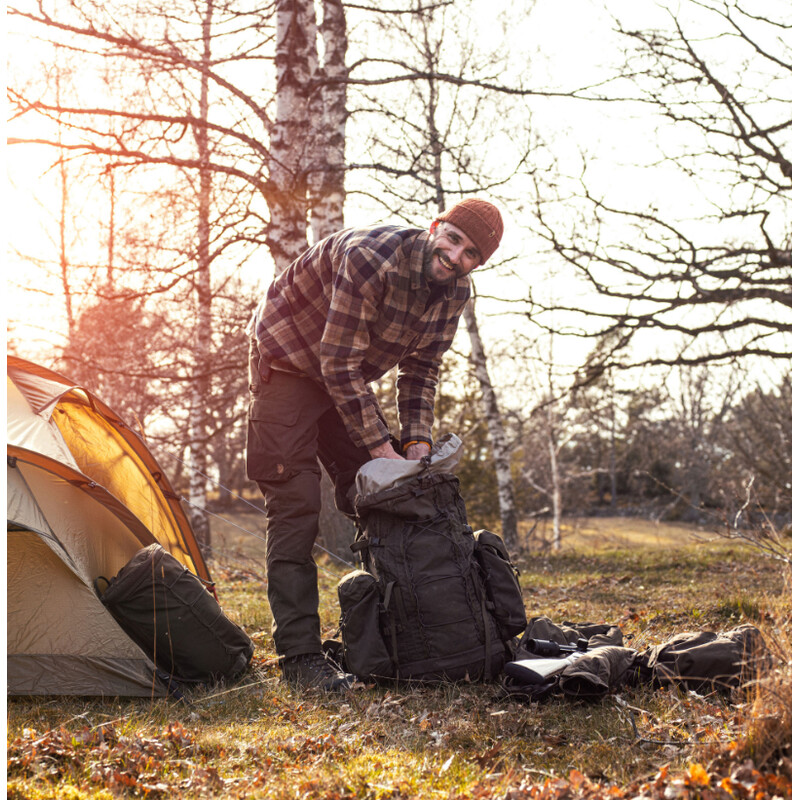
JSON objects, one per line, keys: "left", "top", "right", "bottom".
{"left": 423, "top": 249, "right": 461, "bottom": 285}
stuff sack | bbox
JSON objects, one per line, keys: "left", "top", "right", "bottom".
{"left": 502, "top": 617, "right": 629, "bottom": 702}
{"left": 632, "top": 624, "right": 772, "bottom": 693}
{"left": 350, "top": 470, "right": 508, "bottom": 682}
{"left": 516, "top": 616, "right": 625, "bottom": 655}
{"left": 97, "top": 544, "right": 254, "bottom": 685}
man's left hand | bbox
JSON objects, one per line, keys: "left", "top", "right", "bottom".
{"left": 405, "top": 443, "right": 431, "bottom": 461}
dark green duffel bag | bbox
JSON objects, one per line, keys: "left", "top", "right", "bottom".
{"left": 97, "top": 544, "right": 254, "bottom": 685}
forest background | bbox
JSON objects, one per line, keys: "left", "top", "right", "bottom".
{"left": 5, "top": 0, "right": 791, "bottom": 557}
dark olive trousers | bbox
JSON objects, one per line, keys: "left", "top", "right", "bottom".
{"left": 246, "top": 343, "right": 371, "bottom": 658}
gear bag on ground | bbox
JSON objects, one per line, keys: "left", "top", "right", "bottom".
{"left": 97, "top": 544, "right": 255, "bottom": 686}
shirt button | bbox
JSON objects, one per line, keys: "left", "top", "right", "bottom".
{"left": 277, "top": 464, "right": 284, "bottom": 474}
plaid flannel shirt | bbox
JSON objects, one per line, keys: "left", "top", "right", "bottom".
{"left": 250, "top": 225, "right": 471, "bottom": 451}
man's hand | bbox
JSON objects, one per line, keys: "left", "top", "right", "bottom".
{"left": 369, "top": 441, "right": 404, "bottom": 460}
{"left": 404, "top": 443, "right": 431, "bottom": 461}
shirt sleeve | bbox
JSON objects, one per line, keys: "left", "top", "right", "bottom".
{"left": 396, "top": 312, "right": 462, "bottom": 446}
{"left": 318, "top": 245, "right": 392, "bottom": 450}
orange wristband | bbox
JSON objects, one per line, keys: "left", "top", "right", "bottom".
{"left": 402, "top": 440, "right": 432, "bottom": 453}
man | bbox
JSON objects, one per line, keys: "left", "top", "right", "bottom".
{"left": 246, "top": 198, "right": 504, "bottom": 690}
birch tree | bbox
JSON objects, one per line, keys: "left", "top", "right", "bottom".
{"left": 184, "top": 0, "right": 215, "bottom": 551}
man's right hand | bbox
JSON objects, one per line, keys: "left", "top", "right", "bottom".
{"left": 369, "top": 441, "right": 404, "bottom": 460}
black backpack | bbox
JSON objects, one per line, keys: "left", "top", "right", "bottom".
{"left": 97, "top": 544, "right": 254, "bottom": 686}
{"left": 338, "top": 470, "right": 526, "bottom": 682}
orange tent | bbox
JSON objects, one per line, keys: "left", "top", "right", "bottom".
{"left": 7, "top": 356, "right": 210, "bottom": 695}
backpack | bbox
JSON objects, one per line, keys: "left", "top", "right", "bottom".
{"left": 339, "top": 469, "right": 526, "bottom": 683}
{"left": 97, "top": 544, "right": 254, "bottom": 686}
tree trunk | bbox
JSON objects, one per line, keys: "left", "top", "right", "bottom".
{"left": 463, "top": 297, "right": 518, "bottom": 547}
{"left": 548, "top": 423, "right": 561, "bottom": 552}
{"left": 308, "top": 0, "right": 354, "bottom": 551}
{"left": 421, "top": 39, "right": 519, "bottom": 548}
{"left": 55, "top": 50, "right": 75, "bottom": 341}
{"left": 187, "top": 0, "right": 214, "bottom": 554}
{"left": 309, "top": 0, "right": 347, "bottom": 241}
{"left": 267, "top": 0, "right": 318, "bottom": 272}
{"left": 105, "top": 165, "right": 115, "bottom": 286}
{"left": 609, "top": 389, "right": 617, "bottom": 511}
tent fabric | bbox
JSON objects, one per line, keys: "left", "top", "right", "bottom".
{"left": 7, "top": 375, "right": 79, "bottom": 473}
{"left": 8, "top": 530, "right": 164, "bottom": 696}
{"left": 8, "top": 463, "right": 148, "bottom": 585}
{"left": 7, "top": 357, "right": 208, "bottom": 580}
{"left": 6, "top": 356, "right": 212, "bottom": 696}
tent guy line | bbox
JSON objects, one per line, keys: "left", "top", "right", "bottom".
{"left": 156, "top": 446, "right": 358, "bottom": 576}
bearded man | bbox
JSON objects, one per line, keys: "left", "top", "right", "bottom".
{"left": 246, "top": 198, "right": 504, "bottom": 690}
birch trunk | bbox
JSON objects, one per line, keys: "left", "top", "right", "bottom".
{"left": 426, "top": 84, "right": 518, "bottom": 546}
{"left": 187, "top": 0, "right": 214, "bottom": 554}
{"left": 267, "top": 0, "right": 318, "bottom": 272}
{"left": 307, "top": 0, "right": 354, "bottom": 556}
{"left": 105, "top": 166, "right": 115, "bottom": 286}
{"left": 463, "top": 298, "right": 518, "bottom": 547}
{"left": 547, "top": 421, "right": 562, "bottom": 551}
{"left": 309, "top": 0, "right": 346, "bottom": 241}
{"left": 55, "top": 51, "right": 75, "bottom": 340}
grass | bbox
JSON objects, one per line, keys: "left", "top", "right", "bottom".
{"left": 7, "top": 510, "right": 792, "bottom": 799}
{"left": 522, "top": 516, "right": 719, "bottom": 551}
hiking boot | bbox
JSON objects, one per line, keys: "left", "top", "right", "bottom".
{"left": 280, "top": 652, "right": 358, "bottom": 692}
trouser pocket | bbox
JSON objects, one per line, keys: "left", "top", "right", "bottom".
{"left": 245, "top": 368, "right": 315, "bottom": 483}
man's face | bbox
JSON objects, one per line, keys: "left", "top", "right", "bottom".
{"left": 423, "top": 221, "right": 482, "bottom": 285}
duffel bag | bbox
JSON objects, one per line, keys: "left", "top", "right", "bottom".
{"left": 97, "top": 544, "right": 254, "bottom": 685}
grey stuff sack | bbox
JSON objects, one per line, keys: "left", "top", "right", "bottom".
{"left": 351, "top": 471, "right": 508, "bottom": 683}
{"left": 98, "top": 544, "right": 254, "bottom": 685}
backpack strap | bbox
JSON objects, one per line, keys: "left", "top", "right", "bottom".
{"left": 381, "top": 580, "right": 400, "bottom": 679}
{"left": 470, "top": 569, "right": 494, "bottom": 679}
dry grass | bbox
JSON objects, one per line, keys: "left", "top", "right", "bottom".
{"left": 7, "top": 510, "right": 792, "bottom": 799}
{"left": 520, "top": 516, "right": 719, "bottom": 552}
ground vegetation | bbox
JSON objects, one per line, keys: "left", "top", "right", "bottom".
{"left": 7, "top": 520, "right": 791, "bottom": 799}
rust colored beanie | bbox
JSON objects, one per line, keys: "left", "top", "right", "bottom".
{"left": 436, "top": 198, "right": 504, "bottom": 264}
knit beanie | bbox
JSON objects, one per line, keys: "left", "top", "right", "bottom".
{"left": 436, "top": 198, "right": 504, "bottom": 264}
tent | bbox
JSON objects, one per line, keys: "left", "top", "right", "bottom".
{"left": 7, "top": 356, "right": 211, "bottom": 696}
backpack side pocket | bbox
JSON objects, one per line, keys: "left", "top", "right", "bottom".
{"left": 337, "top": 570, "right": 395, "bottom": 680}
{"left": 473, "top": 529, "right": 527, "bottom": 640}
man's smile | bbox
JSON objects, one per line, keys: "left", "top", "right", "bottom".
{"left": 436, "top": 252, "right": 456, "bottom": 271}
